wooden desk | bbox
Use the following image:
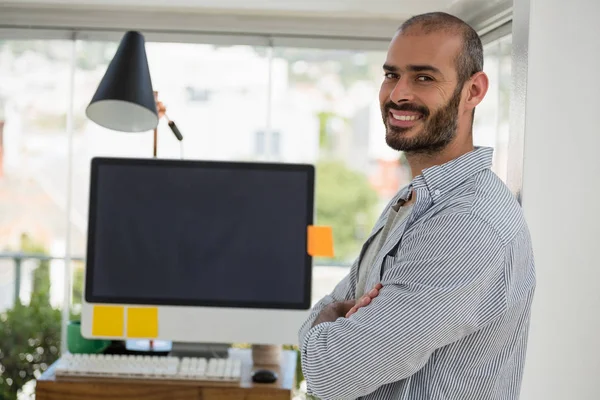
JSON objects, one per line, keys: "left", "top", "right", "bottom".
{"left": 36, "top": 349, "right": 297, "bottom": 400}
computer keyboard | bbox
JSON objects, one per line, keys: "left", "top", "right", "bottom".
{"left": 55, "top": 353, "right": 243, "bottom": 383}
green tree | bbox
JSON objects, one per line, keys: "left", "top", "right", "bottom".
{"left": 316, "top": 111, "right": 336, "bottom": 151}
{"left": 315, "top": 161, "right": 379, "bottom": 263}
{"left": 0, "top": 294, "right": 62, "bottom": 400}
{"left": 72, "top": 262, "right": 85, "bottom": 308}
{"left": 19, "top": 234, "right": 51, "bottom": 304}
{"left": 0, "top": 236, "right": 62, "bottom": 400}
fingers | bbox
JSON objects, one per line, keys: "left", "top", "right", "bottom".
{"left": 345, "top": 283, "right": 384, "bottom": 318}
{"left": 345, "top": 306, "right": 358, "bottom": 318}
{"left": 366, "top": 283, "right": 383, "bottom": 298}
{"left": 345, "top": 296, "right": 370, "bottom": 318}
{"left": 358, "top": 295, "right": 372, "bottom": 307}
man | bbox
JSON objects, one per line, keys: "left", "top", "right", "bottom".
{"left": 298, "top": 12, "right": 536, "bottom": 400}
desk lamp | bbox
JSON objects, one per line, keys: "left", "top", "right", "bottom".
{"left": 86, "top": 30, "right": 183, "bottom": 157}
{"left": 85, "top": 31, "right": 181, "bottom": 352}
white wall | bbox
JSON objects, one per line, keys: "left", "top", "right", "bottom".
{"left": 516, "top": 0, "right": 600, "bottom": 399}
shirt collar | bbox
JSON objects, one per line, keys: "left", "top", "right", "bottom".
{"left": 410, "top": 146, "right": 494, "bottom": 202}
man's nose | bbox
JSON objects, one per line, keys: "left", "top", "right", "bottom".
{"left": 389, "top": 77, "right": 415, "bottom": 103}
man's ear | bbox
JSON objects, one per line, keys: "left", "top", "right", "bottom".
{"left": 464, "top": 71, "right": 489, "bottom": 111}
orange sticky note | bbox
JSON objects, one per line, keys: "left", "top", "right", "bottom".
{"left": 92, "top": 305, "right": 124, "bottom": 337}
{"left": 307, "top": 225, "right": 334, "bottom": 257}
{"left": 127, "top": 307, "right": 159, "bottom": 338}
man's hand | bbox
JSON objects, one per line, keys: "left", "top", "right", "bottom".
{"left": 345, "top": 283, "right": 383, "bottom": 318}
{"left": 311, "top": 283, "right": 383, "bottom": 328}
{"left": 312, "top": 300, "right": 355, "bottom": 327}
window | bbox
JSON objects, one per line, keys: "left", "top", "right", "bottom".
{"left": 0, "top": 30, "right": 515, "bottom": 400}
{"left": 0, "top": 38, "right": 72, "bottom": 400}
{"left": 268, "top": 47, "right": 405, "bottom": 303}
{"left": 68, "top": 40, "right": 272, "bottom": 261}
{"left": 473, "top": 35, "right": 512, "bottom": 183}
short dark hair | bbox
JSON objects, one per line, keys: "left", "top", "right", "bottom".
{"left": 398, "top": 12, "right": 483, "bottom": 87}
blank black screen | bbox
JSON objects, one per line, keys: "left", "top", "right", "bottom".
{"left": 85, "top": 158, "right": 314, "bottom": 309}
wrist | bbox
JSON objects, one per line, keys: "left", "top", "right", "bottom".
{"left": 330, "top": 301, "right": 347, "bottom": 315}
{"left": 312, "top": 303, "right": 341, "bottom": 328}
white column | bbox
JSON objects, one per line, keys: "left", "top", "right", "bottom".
{"left": 514, "top": 0, "right": 600, "bottom": 399}
{"left": 61, "top": 33, "right": 77, "bottom": 355}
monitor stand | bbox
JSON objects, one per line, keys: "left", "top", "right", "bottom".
{"left": 169, "top": 342, "right": 231, "bottom": 359}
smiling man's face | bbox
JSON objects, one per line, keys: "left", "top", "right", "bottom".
{"left": 379, "top": 28, "right": 467, "bottom": 155}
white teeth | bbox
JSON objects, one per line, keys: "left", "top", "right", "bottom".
{"left": 392, "top": 114, "right": 420, "bottom": 121}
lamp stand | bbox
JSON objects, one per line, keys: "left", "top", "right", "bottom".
{"left": 153, "top": 128, "right": 158, "bottom": 158}
{"left": 147, "top": 92, "right": 183, "bottom": 351}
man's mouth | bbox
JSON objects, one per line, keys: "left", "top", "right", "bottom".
{"left": 388, "top": 110, "right": 424, "bottom": 127}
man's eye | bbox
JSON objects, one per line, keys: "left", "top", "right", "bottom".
{"left": 417, "top": 75, "right": 433, "bottom": 82}
{"left": 384, "top": 73, "right": 398, "bottom": 80}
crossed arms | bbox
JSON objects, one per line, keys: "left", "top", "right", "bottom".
{"left": 298, "top": 213, "right": 508, "bottom": 400}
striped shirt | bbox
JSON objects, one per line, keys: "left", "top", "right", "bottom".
{"left": 298, "top": 146, "right": 536, "bottom": 400}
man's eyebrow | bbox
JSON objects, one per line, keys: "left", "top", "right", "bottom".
{"left": 383, "top": 63, "right": 397, "bottom": 72}
{"left": 408, "top": 64, "right": 442, "bottom": 75}
{"left": 383, "top": 63, "right": 443, "bottom": 75}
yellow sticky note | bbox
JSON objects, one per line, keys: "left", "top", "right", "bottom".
{"left": 92, "top": 305, "right": 124, "bottom": 337}
{"left": 307, "top": 225, "right": 334, "bottom": 257}
{"left": 127, "top": 307, "right": 159, "bottom": 338}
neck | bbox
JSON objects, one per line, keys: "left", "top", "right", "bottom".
{"left": 405, "top": 136, "right": 474, "bottom": 178}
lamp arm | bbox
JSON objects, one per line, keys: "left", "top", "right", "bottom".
{"left": 155, "top": 92, "right": 183, "bottom": 142}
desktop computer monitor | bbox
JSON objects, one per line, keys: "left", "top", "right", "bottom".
{"left": 80, "top": 157, "right": 314, "bottom": 347}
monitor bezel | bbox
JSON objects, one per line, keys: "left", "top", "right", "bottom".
{"left": 84, "top": 156, "right": 315, "bottom": 310}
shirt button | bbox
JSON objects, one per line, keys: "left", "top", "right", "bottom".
{"left": 434, "top": 190, "right": 441, "bottom": 196}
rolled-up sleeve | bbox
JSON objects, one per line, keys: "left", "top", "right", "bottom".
{"left": 300, "top": 213, "right": 508, "bottom": 400}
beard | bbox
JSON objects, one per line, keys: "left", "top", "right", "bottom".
{"left": 382, "top": 86, "right": 462, "bottom": 155}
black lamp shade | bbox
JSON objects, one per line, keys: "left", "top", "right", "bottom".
{"left": 86, "top": 31, "right": 158, "bottom": 132}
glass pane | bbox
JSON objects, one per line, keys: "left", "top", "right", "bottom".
{"left": 69, "top": 41, "right": 270, "bottom": 261}
{"left": 473, "top": 35, "right": 512, "bottom": 183}
{"left": 269, "top": 47, "right": 416, "bottom": 306}
{"left": 271, "top": 48, "right": 412, "bottom": 274}
{"left": 0, "top": 256, "right": 65, "bottom": 400}
{"left": 311, "top": 265, "right": 349, "bottom": 306}
{"left": 0, "top": 38, "right": 72, "bottom": 400}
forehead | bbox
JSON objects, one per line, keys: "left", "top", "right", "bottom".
{"left": 385, "top": 30, "right": 463, "bottom": 76}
